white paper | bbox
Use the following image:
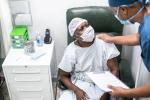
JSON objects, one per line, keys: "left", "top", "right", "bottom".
{"left": 86, "top": 71, "right": 129, "bottom": 92}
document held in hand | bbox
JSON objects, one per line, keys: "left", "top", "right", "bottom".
{"left": 86, "top": 71, "right": 129, "bottom": 92}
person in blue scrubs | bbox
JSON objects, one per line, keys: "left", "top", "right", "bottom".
{"left": 97, "top": 0, "right": 150, "bottom": 98}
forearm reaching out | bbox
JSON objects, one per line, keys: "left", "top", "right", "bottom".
{"left": 96, "top": 33, "right": 140, "bottom": 46}
{"left": 126, "top": 83, "right": 150, "bottom": 98}
{"left": 108, "top": 83, "right": 150, "bottom": 98}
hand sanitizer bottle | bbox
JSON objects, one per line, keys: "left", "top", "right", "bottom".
{"left": 36, "top": 33, "right": 43, "bottom": 46}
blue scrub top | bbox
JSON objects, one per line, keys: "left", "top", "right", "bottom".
{"left": 139, "top": 13, "right": 150, "bottom": 72}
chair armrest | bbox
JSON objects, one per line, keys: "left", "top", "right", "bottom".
{"left": 119, "top": 59, "right": 135, "bottom": 88}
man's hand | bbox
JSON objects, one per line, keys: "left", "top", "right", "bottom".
{"left": 96, "top": 33, "right": 113, "bottom": 43}
{"left": 100, "top": 92, "right": 110, "bottom": 100}
{"left": 74, "top": 88, "right": 88, "bottom": 100}
{"left": 108, "top": 85, "right": 128, "bottom": 97}
{"left": 97, "top": 33, "right": 139, "bottom": 46}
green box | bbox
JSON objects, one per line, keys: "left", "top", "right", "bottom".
{"left": 11, "top": 26, "right": 29, "bottom": 40}
{"left": 10, "top": 26, "right": 29, "bottom": 48}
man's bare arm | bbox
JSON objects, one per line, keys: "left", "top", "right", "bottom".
{"left": 109, "top": 83, "right": 150, "bottom": 98}
{"left": 125, "top": 83, "right": 150, "bottom": 98}
{"left": 59, "top": 69, "right": 79, "bottom": 92}
{"left": 97, "top": 33, "right": 139, "bottom": 46}
{"left": 107, "top": 57, "right": 119, "bottom": 77}
{"left": 59, "top": 69, "right": 88, "bottom": 100}
{"left": 100, "top": 58, "right": 119, "bottom": 100}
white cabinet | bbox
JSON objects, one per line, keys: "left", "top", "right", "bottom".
{"left": 2, "top": 42, "right": 55, "bottom": 100}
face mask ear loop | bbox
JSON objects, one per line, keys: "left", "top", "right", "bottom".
{"left": 128, "top": 6, "right": 144, "bottom": 21}
{"left": 116, "top": 7, "right": 120, "bottom": 17}
{"left": 116, "top": 5, "right": 144, "bottom": 22}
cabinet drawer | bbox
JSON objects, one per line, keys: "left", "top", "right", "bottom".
{"left": 14, "top": 76, "right": 42, "bottom": 82}
{"left": 5, "top": 66, "right": 49, "bottom": 74}
{"left": 17, "top": 91, "right": 51, "bottom": 100}
{"left": 7, "top": 74, "right": 52, "bottom": 100}
{"left": 10, "top": 89, "right": 51, "bottom": 100}
{"left": 21, "top": 99, "right": 43, "bottom": 100}
{"left": 7, "top": 74, "right": 52, "bottom": 86}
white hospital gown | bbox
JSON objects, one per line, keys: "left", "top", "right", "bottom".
{"left": 58, "top": 38, "right": 120, "bottom": 100}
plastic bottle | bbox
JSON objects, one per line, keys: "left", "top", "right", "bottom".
{"left": 44, "top": 29, "right": 52, "bottom": 44}
{"left": 36, "top": 33, "right": 43, "bottom": 46}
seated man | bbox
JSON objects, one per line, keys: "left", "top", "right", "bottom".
{"left": 58, "top": 17, "right": 120, "bottom": 100}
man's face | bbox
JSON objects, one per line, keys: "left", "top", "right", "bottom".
{"left": 111, "top": 7, "right": 129, "bottom": 20}
{"left": 73, "top": 21, "right": 90, "bottom": 40}
{"left": 111, "top": 2, "right": 142, "bottom": 23}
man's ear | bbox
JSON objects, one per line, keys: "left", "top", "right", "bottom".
{"left": 73, "top": 35, "right": 76, "bottom": 40}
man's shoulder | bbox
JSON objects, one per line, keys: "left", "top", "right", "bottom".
{"left": 95, "top": 38, "right": 104, "bottom": 42}
{"left": 95, "top": 38, "right": 107, "bottom": 45}
{"left": 65, "top": 42, "right": 76, "bottom": 52}
{"left": 67, "top": 41, "right": 75, "bottom": 48}
{"left": 95, "top": 38, "right": 116, "bottom": 47}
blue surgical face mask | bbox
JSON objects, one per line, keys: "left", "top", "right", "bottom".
{"left": 115, "top": 14, "right": 131, "bottom": 25}
{"left": 115, "top": 6, "right": 144, "bottom": 25}
{"left": 145, "top": 0, "right": 150, "bottom": 4}
{"left": 139, "top": 0, "right": 150, "bottom": 4}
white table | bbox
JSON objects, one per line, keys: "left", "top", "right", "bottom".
{"left": 2, "top": 41, "right": 55, "bottom": 100}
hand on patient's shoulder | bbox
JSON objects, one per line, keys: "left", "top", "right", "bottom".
{"left": 96, "top": 33, "right": 113, "bottom": 43}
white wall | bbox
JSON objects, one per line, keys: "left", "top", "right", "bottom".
{"left": 0, "top": 0, "right": 13, "bottom": 56}
{"left": 0, "top": 22, "right": 2, "bottom": 57}
{"left": 0, "top": 21, "right": 5, "bottom": 58}
{"left": 28, "top": 0, "right": 108, "bottom": 65}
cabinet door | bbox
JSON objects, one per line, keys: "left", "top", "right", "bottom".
{"left": 4, "top": 66, "right": 54, "bottom": 100}
{"left": 7, "top": 74, "right": 53, "bottom": 100}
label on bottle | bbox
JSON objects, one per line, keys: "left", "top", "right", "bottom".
{"left": 36, "top": 35, "right": 43, "bottom": 46}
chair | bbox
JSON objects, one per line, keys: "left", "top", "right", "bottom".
{"left": 56, "top": 6, "right": 134, "bottom": 100}
{"left": 66, "top": 6, "right": 134, "bottom": 88}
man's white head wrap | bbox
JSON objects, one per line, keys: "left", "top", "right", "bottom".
{"left": 68, "top": 17, "right": 87, "bottom": 37}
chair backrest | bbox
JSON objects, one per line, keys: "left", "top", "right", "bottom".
{"left": 66, "top": 6, "right": 123, "bottom": 61}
